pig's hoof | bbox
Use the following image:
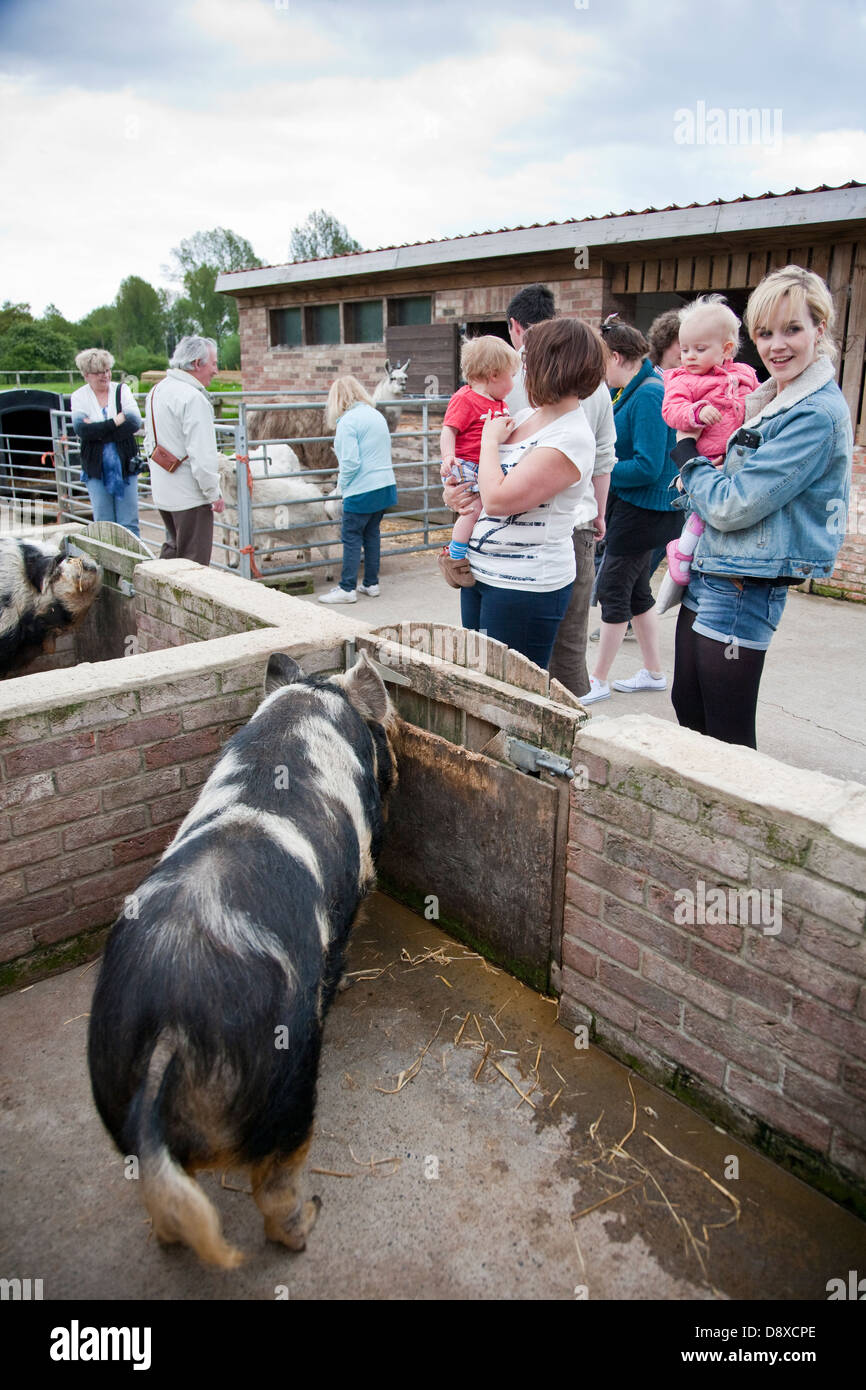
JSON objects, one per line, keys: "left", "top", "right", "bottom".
{"left": 266, "top": 1196, "right": 322, "bottom": 1251}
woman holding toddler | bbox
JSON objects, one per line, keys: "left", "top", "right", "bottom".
{"left": 448, "top": 317, "right": 604, "bottom": 670}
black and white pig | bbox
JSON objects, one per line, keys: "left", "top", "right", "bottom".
{"left": 87, "top": 650, "right": 397, "bottom": 1269}
{"left": 0, "top": 536, "right": 101, "bottom": 677}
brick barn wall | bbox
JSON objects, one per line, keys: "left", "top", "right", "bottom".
{"left": 237, "top": 274, "right": 609, "bottom": 396}
{"left": 824, "top": 443, "right": 866, "bottom": 602}
{"left": 560, "top": 714, "right": 866, "bottom": 1190}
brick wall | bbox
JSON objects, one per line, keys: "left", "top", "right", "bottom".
{"left": 824, "top": 443, "right": 866, "bottom": 602}
{"left": 0, "top": 564, "right": 368, "bottom": 980}
{"left": 560, "top": 714, "right": 866, "bottom": 1192}
{"left": 132, "top": 558, "right": 363, "bottom": 653}
{"left": 238, "top": 275, "right": 609, "bottom": 396}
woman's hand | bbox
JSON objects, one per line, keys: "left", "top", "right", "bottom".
{"left": 442, "top": 479, "right": 476, "bottom": 515}
{"left": 480, "top": 411, "right": 516, "bottom": 446}
{"left": 676, "top": 428, "right": 702, "bottom": 442}
{"left": 114, "top": 412, "right": 125, "bottom": 426}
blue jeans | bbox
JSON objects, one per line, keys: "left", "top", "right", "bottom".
{"left": 681, "top": 570, "right": 789, "bottom": 651}
{"left": 340, "top": 509, "right": 385, "bottom": 591}
{"left": 461, "top": 579, "right": 574, "bottom": 670}
{"left": 85, "top": 474, "right": 140, "bottom": 538}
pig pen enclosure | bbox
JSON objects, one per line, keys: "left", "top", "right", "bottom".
{"left": 1, "top": 536, "right": 866, "bottom": 1302}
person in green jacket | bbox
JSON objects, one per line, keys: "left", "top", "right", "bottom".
{"left": 581, "top": 317, "right": 679, "bottom": 704}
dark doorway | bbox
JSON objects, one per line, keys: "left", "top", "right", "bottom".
{"left": 463, "top": 319, "right": 511, "bottom": 344}
{"left": 0, "top": 389, "right": 68, "bottom": 498}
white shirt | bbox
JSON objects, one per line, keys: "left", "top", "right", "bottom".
{"left": 469, "top": 406, "right": 596, "bottom": 591}
{"left": 507, "top": 365, "right": 615, "bottom": 478}
{"left": 144, "top": 369, "right": 222, "bottom": 510}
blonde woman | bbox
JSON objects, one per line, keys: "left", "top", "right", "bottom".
{"left": 70, "top": 348, "right": 142, "bottom": 536}
{"left": 318, "top": 376, "right": 397, "bottom": 604}
{"left": 671, "top": 266, "right": 853, "bottom": 748}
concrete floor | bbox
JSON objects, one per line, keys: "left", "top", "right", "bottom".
{"left": 1, "top": 895, "right": 864, "bottom": 1302}
{"left": 301, "top": 547, "right": 866, "bottom": 786}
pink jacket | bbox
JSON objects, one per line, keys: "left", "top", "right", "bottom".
{"left": 662, "top": 361, "right": 760, "bottom": 460}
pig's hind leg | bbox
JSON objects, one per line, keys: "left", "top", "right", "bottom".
{"left": 251, "top": 1136, "right": 322, "bottom": 1251}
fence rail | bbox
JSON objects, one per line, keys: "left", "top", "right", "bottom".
{"left": 26, "top": 392, "right": 453, "bottom": 583}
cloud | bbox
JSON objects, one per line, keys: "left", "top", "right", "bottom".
{"left": 1, "top": 0, "right": 864, "bottom": 320}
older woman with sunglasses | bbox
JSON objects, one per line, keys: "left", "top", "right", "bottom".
{"left": 70, "top": 348, "right": 142, "bottom": 537}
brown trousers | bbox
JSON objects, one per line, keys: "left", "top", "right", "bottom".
{"left": 548, "top": 527, "right": 596, "bottom": 698}
{"left": 159, "top": 505, "right": 214, "bottom": 566}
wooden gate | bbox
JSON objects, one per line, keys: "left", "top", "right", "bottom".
{"left": 351, "top": 623, "right": 587, "bottom": 992}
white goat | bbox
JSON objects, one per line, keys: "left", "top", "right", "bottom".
{"left": 218, "top": 459, "right": 342, "bottom": 577}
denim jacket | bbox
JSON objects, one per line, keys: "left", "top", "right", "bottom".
{"left": 676, "top": 357, "right": 853, "bottom": 580}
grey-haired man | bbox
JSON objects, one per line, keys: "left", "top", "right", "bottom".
{"left": 144, "top": 335, "right": 225, "bottom": 565}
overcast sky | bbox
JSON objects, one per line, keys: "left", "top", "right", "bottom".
{"left": 1, "top": 0, "right": 864, "bottom": 320}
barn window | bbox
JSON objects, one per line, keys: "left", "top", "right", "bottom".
{"left": 270, "top": 308, "right": 302, "bottom": 348}
{"left": 344, "top": 300, "right": 383, "bottom": 343}
{"left": 389, "top": 296, "right": 432, "bottom": 327}
{"left": 305, "top": 303, "right": 341, "bottom": 346}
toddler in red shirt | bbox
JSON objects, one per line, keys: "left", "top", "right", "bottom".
{"left": 439, "top": 336, "right": 520, "bottom": 570}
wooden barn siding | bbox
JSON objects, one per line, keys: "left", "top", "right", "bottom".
{"left": 611, "top": 241, "right": 866, "bottom": 443}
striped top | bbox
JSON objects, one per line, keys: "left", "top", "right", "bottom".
{"left": 468, "top": 407, "right": 596, "bottom": 592}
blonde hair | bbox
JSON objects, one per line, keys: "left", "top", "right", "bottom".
{"left": 679, "top": 294, "right": 741, "bottom": 355}
{"left": 325, "top": 375, "right": 374, "bottom": 430}
{"left": 460, "top": 335, "right": 520, "bottom": 384}
{"left": 745, "top": 265, "right": 836, "bottom": 362}
{"left": 76, "top": 348, "right": 114, "bottom": 376}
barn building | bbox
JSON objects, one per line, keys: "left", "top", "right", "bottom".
{"left": 217, "top": 183, "right": 866, "bottom": 598}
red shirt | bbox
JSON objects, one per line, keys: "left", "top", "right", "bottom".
{"left": 443, "top": 386, "right": 509, "bottom": 464}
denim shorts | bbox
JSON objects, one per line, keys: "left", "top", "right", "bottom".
{"left": 682, "top": 570, "right": 789, "bottom": 651}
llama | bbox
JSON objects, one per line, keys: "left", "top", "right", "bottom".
{"left": 249, "top": 361, "right": 412, "bottom": 477}
{"left": 372, "top": 358, "right": 411, "bottom": 432}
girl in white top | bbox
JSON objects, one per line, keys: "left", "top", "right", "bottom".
{"left": 461, "top": 317, "right": 605, "bottom": 669}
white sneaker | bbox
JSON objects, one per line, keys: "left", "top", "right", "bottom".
{"left": 580, "top": 676, "right": 611, "bottom": 704}
{"left": 612, "top": 668, "right": 667, "bottom": 693}
{"left": 357, "top": 583, "right": 380, "bottom": 596}
{"left": 318, "top": 587, "right": 357, "bottom": 604}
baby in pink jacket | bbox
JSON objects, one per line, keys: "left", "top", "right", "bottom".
{"left": 661, "top": 295, "right": 759, "bottom": 588}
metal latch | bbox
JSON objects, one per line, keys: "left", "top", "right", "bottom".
{"left": 504, "top": 736, "right": 575, "bottom": 779}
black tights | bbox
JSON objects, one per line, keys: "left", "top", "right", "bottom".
{"left": 671, "top": 606, "right": 767, "bottom": 749}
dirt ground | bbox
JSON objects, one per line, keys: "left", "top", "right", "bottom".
{"left": 1, "top": 895, "right": 863, "bottom": 1304}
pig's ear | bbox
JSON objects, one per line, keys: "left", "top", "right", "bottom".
{"left": 333, "top": 650, "right": 390, "bottom": 723}
{"left": 264, "top": 652, "right": 302, "bottom": 693}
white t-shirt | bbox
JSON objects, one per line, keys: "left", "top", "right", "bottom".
{"left": 468, "top": 407, "right": 596, "bottom": 591}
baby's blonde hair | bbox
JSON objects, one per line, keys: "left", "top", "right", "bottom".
{"left": 744, "top": 265, "right": 836, "bottom": 363}
{"left": 460, "top": 335, "right": 520, "bottom": 384}
{"left": 325, "top": 375, "right": 374, "bottom": 430}
{"left": 678, "top": 294, "right": 741, "bottom": 355}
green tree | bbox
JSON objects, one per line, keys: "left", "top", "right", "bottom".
{"left": 165, "top": 227, "right": 263, "bottom": 348}
{"left": 158, "top": 288, "right": 192, "bottom": 359}
{"left": 115, "top": 275, "right": 164, "bottom": 355}
{"left": 0, "top": 300, "right": 33, "bottom": 336}
{"left": 75, "top": 304, "right": 118, "bottom": 353}
{"left": 220, "top": 333, "right": 240, "bottom": 370}
{"left": 0, "top": 321, "right": 76, "bottom": 371}
{"left": 289, "top": 209, "right": 362, "bottom": 261}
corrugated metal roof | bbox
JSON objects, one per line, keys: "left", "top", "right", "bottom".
{"left": 220, "top": 182, "right": 864, "bottom": 279}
